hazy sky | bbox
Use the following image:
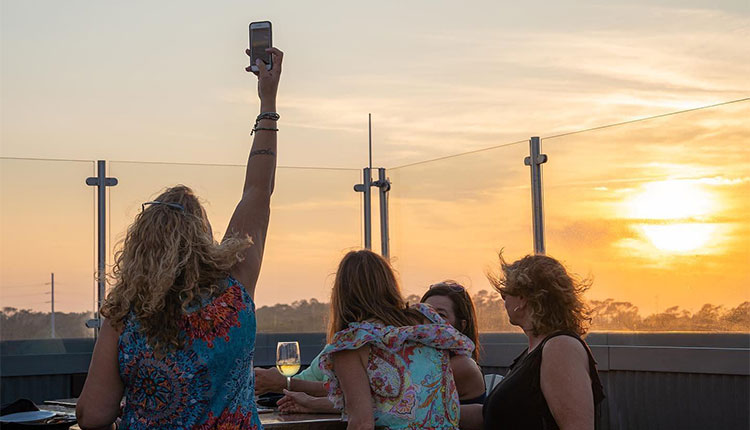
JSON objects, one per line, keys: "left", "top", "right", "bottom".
{"left": 2, "top": 0, "right": 748, "bottom": 167}
{"left": 1, "top": 1, "right": 748, "bottom": 317}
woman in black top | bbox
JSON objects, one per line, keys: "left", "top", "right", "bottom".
{"left": 461, "top": 253, "right": 605, "bottom": 430}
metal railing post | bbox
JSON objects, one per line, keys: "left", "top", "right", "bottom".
{"left": 85, "top": 160, "right": 118, "bottom": 336}
{"left": 524, "top": 137, "right": 548, "bottom": 254}
{"left": 354, "top": 167, "right": 373, "bottom": 249}
{"left": 374, "top": 168, "right": 391, "bottom": 259}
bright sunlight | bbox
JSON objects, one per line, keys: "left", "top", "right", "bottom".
{"left": 639, "top": 223, "right": 718, "bottom": 253}
{"left": 625, "top": 179, "right": 719, "bottom": 253}
{"left": 627, "top": 180, "right": 715, "bottom": 220}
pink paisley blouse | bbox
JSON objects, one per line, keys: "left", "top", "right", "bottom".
{"left": 319, "top": 303, "right": 475, "bottom": 430}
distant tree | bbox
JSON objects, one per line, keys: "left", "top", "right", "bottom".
{"left": 472, "top": 289, "right": 515, "bottom": 332}
{"left": 721, "top": 301, "right": 750, "bottom": 330}
{"left": 4, "top": 298, "right": 747, "bottom": 339}
{"left": 256, "top": 299, "right": 330, "bottom": 333}
{"left": 590, "top": 299, "right": 641, "bottom": 331}
{"left": 1, "top": 308, "right": 92, "bottom": 340}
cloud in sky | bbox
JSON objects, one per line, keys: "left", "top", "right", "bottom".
{"left": 2, "top": 0, "right": 748, "bottom": 167}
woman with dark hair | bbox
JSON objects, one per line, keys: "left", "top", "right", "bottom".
{"left": 318, "top": 250, "right": 474, "bottom": 430}
{"left": 75, "top": 47, "right": 284, "bottom": 430}
{"left": 461, "top": 253, "right": 605, "bottom": 430}
{"left": 421, "top": 281, "right": 486, "bottom": 404}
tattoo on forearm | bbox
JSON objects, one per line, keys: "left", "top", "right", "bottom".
{"left": 249, "top": 149, "right": 276, "bottom": 159}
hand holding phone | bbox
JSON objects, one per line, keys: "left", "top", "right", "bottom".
{"left": 245, "top": 46, "right": 283, "bottom": 107}
{"left": 249, "top": 21, "right": 272, "bottom": 72}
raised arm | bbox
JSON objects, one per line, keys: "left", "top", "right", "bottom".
{"left": 227, "top": 47, "right": 283, "bottom": 298}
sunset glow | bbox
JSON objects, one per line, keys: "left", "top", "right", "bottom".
{"left": 1, "top": 1, "right": 748, "bottom": 321}
{"left": 626, "top": 180, "right": 716, "bottom": 221}
{"left": 622, "top": 179, "right": 722, "bottom": 253}
{"left": 639, "top": 223, "right": 717, "bottom": 253}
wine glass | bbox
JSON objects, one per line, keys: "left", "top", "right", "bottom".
{"left": 276, "top": 341, "right": 301, "bottom": 390}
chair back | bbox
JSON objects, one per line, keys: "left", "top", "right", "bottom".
{"left": 484, "top": 373, "right": 504, "bottom": 396}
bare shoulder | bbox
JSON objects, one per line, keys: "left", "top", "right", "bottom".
{"left": 542, "top": 335, "right": 588, "bottom": 363}
{"left": 450, "top": 354, "right": 485, "bottom": 390}
{"left": 100, "top": 318, "right": 123, "bottom": 342}
{"left": 333, "top": 344, "right": 370, "bottom": 367}
{"left": 450, "top": 354, "right": 482, "bottom": 377}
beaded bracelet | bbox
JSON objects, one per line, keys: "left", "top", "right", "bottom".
{"left": 254, "top": 127, "right": 279, "bottom": 133}
{"left": 251, "top": 112, "right": 280, "bottom": 135}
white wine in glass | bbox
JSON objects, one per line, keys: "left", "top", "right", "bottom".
{"left": 276, "top": 341, "right": 301, "bottom": 389}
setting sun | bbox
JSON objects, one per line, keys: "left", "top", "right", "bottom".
{"left": 626, "top": 180, "right": 716, "bottom": 220}
{"left": 625, "top": 179, "right": 720, "bottom": 253}
{"left": 639, "top": 223, "right": 717, "bottom": 253}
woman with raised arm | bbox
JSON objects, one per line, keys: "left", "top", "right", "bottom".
{"left": 76, "top": 47, "right": 284, "bottom": 430}
{"left": 318, "top": 250, "right": 474, "bottom": 430}
{"left": 460, "top": 253, "right": 605, "bottom": 430}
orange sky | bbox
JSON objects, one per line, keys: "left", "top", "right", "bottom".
{"left": 1, "top": 1, "right": 748, "bottom": 316}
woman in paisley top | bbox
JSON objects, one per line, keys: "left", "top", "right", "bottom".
{"left": 274, "top": 282, "right": 485, "bottom": 414}
{"left": 76, "top": 47, "right": 284, "bottom": 430}
{"left": 319, "top": 250, "right": 475, "bottom": 430}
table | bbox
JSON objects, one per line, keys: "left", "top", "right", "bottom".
{"left": 260, "top": 411, "right": 345, "bottom": 429}
{"left": 43, "top": 400, "right": 345, "bottom": 430}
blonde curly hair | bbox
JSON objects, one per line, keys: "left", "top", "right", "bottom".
{"left": 488, "top": 252, "right": 592, "bottom": 336}
{"left": 101, "top": 185, "right": 252, "bottom": 353}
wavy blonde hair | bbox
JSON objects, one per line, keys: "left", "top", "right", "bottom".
{"left": 101, "top": 185, "right": 252, "bottom": 353}
{"left": 488, "top": 252, "right": 592, "bottom": 336}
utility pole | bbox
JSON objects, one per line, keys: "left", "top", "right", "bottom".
{"left": 46, "top": 272, "right": 55, "bottom": 338}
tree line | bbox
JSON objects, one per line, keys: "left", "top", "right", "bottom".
{"left": 2, "top": 292, "right": 748, "bottom": 340}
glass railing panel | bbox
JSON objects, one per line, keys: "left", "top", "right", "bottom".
{"left": 0, "top": 158, "right": 96, "bottom": 341}
{"left": 543, "top": 100, "right": 750, "bottom": 331}
{"left": 389, "top": 142, "right": 532, "bottom": 332}
{"left": 107, "top": 162, "right": 362, "bottom": 332}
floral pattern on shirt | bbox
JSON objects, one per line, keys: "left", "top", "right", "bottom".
{"left": 180, "top": 283, "right": 248, "bottom": 348}
{"left": 193, "top": 408, "right": 260, "bottom": 430}
{"left": 119, "top": 277, "right": 262, "bottom": 430}
{"left": 120, "top": 341, "right": 212, "bottom": 429}
{"left": 319, "top": 303, "right": 474, "bottom": 430}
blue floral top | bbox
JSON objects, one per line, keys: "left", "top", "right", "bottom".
{"left": 319, "top": 303, "right": 475, "bottom": 430}
{"left": 118, "top": 277, "right": 261, "bottom": 430}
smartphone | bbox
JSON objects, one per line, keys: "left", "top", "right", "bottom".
{"left": 249, "top": 21, "right": 272, "bottom": 72}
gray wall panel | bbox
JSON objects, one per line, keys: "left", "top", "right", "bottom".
{"left": 603, "top": 371, "right": 749, "bottom": 430}
{"left": 608, "top": 346, "right": 749, "bottom": 375}
{"left": 2, "top": 332, "right": 748, "bottom": 429}
{"left": 1, "top": 375, "right": 71, "bottom": 406}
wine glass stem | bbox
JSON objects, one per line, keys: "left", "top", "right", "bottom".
{"left": 286, "top": 376, "right": 291, "bottom": 391}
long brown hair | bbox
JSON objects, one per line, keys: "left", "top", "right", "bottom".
{"left": 328, "top": 250, "right": 424, "bottom": 341}
{"left": 101, "top": 185, "right": 252, "bottom": 353}
{"left": 421, "top": 281, "right": 481, "bottom": 361}
{"left": 488, "top": 252, "right": 591, "bottom": 336}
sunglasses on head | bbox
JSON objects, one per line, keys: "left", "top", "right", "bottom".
{"left": 141, "top": 201, "right": 185, "bottom": 212}
{"left": 429, "top": 283, "right": 466, "bottom": 293}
